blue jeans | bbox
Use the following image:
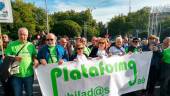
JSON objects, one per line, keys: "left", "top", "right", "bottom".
{"left": 11, "top": 75, "right": 34, "bottom": 96}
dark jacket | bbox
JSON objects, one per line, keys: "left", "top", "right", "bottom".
{"left": 127, "top": 46, "right": 140, "bottom": 53}
{"left": 89, "top": 47, "right": 98, "bottom": 58}
{"left": 37, "top": 45, "right": 68, "bottom": 63}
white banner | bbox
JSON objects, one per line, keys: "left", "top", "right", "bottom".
{"left": 35, "top": 51, "right": 153, "bottom": 96}
{"left": 0, "top": 0, "right": 13, "bottom": 23}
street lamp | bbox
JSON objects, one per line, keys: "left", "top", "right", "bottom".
{"left": 45, "top": 0, "right": 49, "bottom": 33}
{"left": 129, "top": 0, "right": 131, "bottom": 13}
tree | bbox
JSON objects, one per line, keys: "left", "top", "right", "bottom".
{"left": 50, "top": 9, "right": 99, "bottom": 39}
{"left": 51, "top": 20, "right": 82, "bottom": 38}
{"left": 97, "top": 22, "right": 106, "bottom": 37}
{"left": 86, "top": 26, "right": 99, "bottom": 40}
{"left": 108, "top": 15, "right": 129, "bottom": 38}
{"left": 1, "top": 1, "right": 46, "bottom": 39}
{"left": 107, "top": 7, "right": 150, "bottom": 38}
{"left": 160, "top": 17, "right": 170, "bottom": 40}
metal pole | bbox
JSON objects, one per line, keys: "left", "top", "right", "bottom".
{"left": 45, "top": 0, "right": 49, "bottom": 33}
{"left": 148, "top": 9, "right": 151, "bottom": 37}
{"left": 129, "top": 0, "right": 131, "bottom": 13}
{"left": 84, "top": 21, "right": 87, "bottom": 38}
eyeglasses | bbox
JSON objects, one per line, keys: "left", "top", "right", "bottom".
{"left": 77, "top": 47, "right": 84, "bottom": 50}
{"left": 133, "top": 41, "right": 139, "bottom": 43}
{"left": 46, "top": 39, "right": 54, "bottom": 41}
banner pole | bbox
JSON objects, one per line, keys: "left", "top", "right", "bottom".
{"left": 0, "top": 24, "right": 4, "bottom": 59}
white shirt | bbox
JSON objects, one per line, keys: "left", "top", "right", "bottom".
{"left": 109, "top": 46, "right": 125, "bottom": 55}
{"left": 77, "top": 54, "right": 88, "bottom": 64}
{"left": 97, "top": 49, "right": 107, "bottom": 58}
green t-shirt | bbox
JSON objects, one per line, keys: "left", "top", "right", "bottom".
{"left": 83, "top": 47, "right": 91, "bottom": 56}
{"left": 5, "top": 40, "right": 37, "bottom": 77}
{"left": 48, "top": 46, "right": 58, "bottom": 64}
{"left": 162, "top": 47, "right": 170, "bottom": 64}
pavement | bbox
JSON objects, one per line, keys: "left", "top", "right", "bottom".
{"left": 0, "top": 80, "right": 42, "bottom": 96}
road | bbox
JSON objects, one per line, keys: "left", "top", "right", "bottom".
{"left": 0, "top": 80, "right": 42, "bottom": 96}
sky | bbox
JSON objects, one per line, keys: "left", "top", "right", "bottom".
{"left": 25, "top": 0, "right": 170, "bottom": 23}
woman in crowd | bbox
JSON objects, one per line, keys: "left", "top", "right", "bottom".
{"left": 70, "top": 43, "right": 88, "bottom": 64}
{"left": 89, "top": 38, "right": 108, "bottom": 58}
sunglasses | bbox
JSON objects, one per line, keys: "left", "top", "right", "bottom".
{"left": 46, "top": 39, "right": 54, "bottom": 41}
{"left": 133, "top": 41, "right": 139, "bottom": 43}
{"left": 99, "top": 42, "right": 105, "bottom": 44}
{"left": 77, "top": 47, "right": 84, "bottom": 50}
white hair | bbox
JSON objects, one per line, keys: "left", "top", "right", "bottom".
{"left": 115, "top": 36, "right": 123, "bottom": 42}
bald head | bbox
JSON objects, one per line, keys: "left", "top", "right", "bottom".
{"left": 46, "top": 33, "right": 57, "bottom": 46}
{"left": 163, "top": 37, "right": 170, "bottom": 49}
{"left": 18, "top": 27, "right": 28, "bottom": 43}
{"left": 60, "top": 38, "right": 67, "bottom": 48}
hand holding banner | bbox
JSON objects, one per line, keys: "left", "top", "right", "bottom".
{"left": 35, "top": 52, "right": 153, "bottom": 96}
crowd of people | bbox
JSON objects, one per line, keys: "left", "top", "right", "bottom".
{"left": 0, "top": 27, "right": 170, "bottom": 96}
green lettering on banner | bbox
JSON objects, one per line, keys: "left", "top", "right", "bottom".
{"left": 128, "top": 60, "right": 137, "bottom": 86}
{"left": 99, "top": 61, "right": 105, "bottom": 75}
{"left": 63, "top": 67, "right": 69, "bottom": 81}
{"left": 50, "top": 59, "right": 138, "bottom": 96}
{"left": 105, "top": 64, "right": 113, "bottom": 73}
{"left": 89, "top": 66, "right": 99, "bottom": 77}
{"left": 70, "top": 69, "right": 81, "bottom": 80}
{"left": 81, "top": 65, "right": 89, "bottom": 78}
{"left": 51, "top": 68, "right": 62, "bottom": 96}
{"left": 119, "top": 61, "right": 128, "bottom": 71}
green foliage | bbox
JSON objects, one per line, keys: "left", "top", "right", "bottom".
{"left": 50, "top": 9, "right": 98, "bottom": 39}
{"left": 86, "top": 26, "right": 99, "bottom": 40}
{"left": 97, "top": 22, "right": 106, "bottom": 37}
{"left": 108, "top": 7, "right": 150, "bottom": 38}
{"left": 108, "top": 15, "right": 129, "bottom": 38}
{"left": 51, "top": 20, "right": 82, "bottom": 38}
{"left": 1, "top": 1, "right": 46, "bottom": 40}
{"left": 160, "top": 17, "right": 170, "bottom": 40}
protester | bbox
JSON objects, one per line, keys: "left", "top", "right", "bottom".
{"left": 144, "top": 42, "right": 162, "bottom": 96}
{"left": 89, "top": 38, "right": 108, "bottom": 58}
{"left": 75, "top": 36, "right": 81, "bottom": 44}
{"left": 127, "top": 37, "right": 141, "bottom": 53}
{"left": 80, "top": 37, "right": 91, "bottom": 56}
{"left": 160, "top": 37, "right": 170, "bottom": 96}
{"left": 64, "top": 36, "right": 74, "bottom": 60}
{"left": 109, "top": 36, "right": 125, "bottom": 56}
{"left": 5, "top": 27, "right": 39, "bottom": 96}
{"left": 0, "top": 34, "right": 13, "bottom": 96}
{"left": 37, "top": 33, "right": 68, "bottom": 65}
{"left": 70, "top": 43, "right": 88, "bottom": 64}
{"left": 2, "top": 34, "right": 10, "bottom": 49}
{"left": 123, "top": 36, "right": 129, "bottom": 51}
{"left": 59, "top": 38, "right": 71, "bottom": 59}
{"left": 88, "top": 36, "right": 98, "bottom": 50}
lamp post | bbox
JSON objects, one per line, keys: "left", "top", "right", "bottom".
{"left": 45, "top": 0, "right": 49, "bottom": 33}
{"left": 129, "top": 0, "right": 131, "bottom": 13}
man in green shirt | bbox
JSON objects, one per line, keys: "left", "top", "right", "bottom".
{"left": 5, "top": 27, "right": 39, "bottom": 96}
{"left": 37, "top": 33, "right": 68, "bottom": 65}
{"left": 160, "top": 37, "right": 170, "bottom": 96}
